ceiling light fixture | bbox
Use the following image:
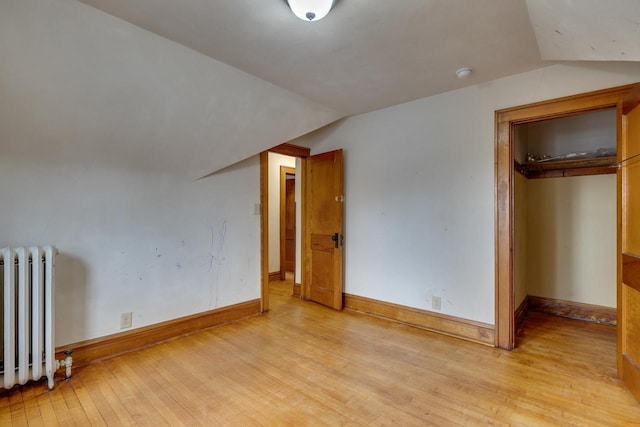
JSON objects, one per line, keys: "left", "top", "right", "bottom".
{"left": 285, "top": 0, "right": 339, "bottom": 22}
{"left": 456, "top": 67, "right": 473, "bottom": 79}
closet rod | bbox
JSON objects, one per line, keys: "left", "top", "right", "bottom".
{"left": 612, "top": 152, "right": 640, "bottom": 168}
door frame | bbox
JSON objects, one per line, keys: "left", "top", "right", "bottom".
{"left": 494, "top": 83, "right": 637, "bottom": 350}
{"left": 620, "top": 85, "right": 640, "bottom": 399}
{"left": 260, "top": 143, "right": 310, "bottom": 312}
{"left": 280, "top": 166, "right": 296, "bottom": 280}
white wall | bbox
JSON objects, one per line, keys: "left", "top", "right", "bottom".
{"left": 295, "top": 62, "right": 640, "bottom": 324}
{"left": 0, "top": 156, "right": 260, "bottom": 346}
{"left": 3, "top": 0, "right": 638, "bottom": 346}
{"left": 0, "top": 0, "right": 333, "bottom": 346}
{"left": 525, "top": 109, "right": 616, "bottom": 158}
{"left": 268, "top": 153, "right": 296, "bottom": 273}
{"left": 526, "top": 175, "right": 616, "bottom": 307}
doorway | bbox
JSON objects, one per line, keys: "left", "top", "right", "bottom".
{"left": 265, "top": 152, "right": 297, "bottom": 285}
{"left": 280, "top": 166, "right": 296, "bottom": 282}
{"left": 259, "top": 143, "right": 345, "bottom": 312}
{"left": 260, "top": 144, "right": 309, "bottom": 312}
{"left": 512, "top": 109, "right": 617, "bottom": 338}
{"left": 495, "top": 84, "right": 636, "bottom": 350}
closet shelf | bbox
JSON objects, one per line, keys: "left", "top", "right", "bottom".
{"left": 515, "top": 156, "right": 617, "bottom": 179}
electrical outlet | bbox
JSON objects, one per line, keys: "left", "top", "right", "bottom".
{"left": 432, "top": 296, "right": 441, "bottom": 311}
{"left": 254, "top": 203, "right": 261, "bottom": 215}
{"left": 120, "top": 312, "right": 132, "bottom": 329}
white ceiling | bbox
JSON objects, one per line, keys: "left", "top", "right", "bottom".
{"left": 6, "top": 0, "right": 639, "bottom": 179}
{"left": 79, "top": 0, "right": 547, "bottom": 116}
{"left": 526, "top": 0, "right": 640, "bottom": 62}
{"left": 78, "top": 0, "right": 640, "bottom": 117}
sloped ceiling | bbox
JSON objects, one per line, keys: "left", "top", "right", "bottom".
{"left": 526, "top": 0, "right": 640, "bottom": 61}
{"left": 0, "top": 0, "right": 340, "bottom": 179}
{"left": 3, "top": 0, "right": 639, "bottom": 179}
{"left": 79, "top": 0, "right": 545, "bottom": 116}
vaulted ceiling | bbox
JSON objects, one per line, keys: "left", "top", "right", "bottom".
{"left": 3, "top": 0, "right": 639, "bottom": 179}
{"left": 79, "top": 0, "right": 640, "bottom": 116}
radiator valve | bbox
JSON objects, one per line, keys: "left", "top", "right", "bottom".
{"left": 57, "top": 350, "right": 73, "bottom": 380}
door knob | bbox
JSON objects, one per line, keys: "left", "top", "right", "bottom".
{"left": 331, "top": 233, "right": 344, "bottom": 248}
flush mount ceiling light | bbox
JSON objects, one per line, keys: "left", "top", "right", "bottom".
{"left": 285, "top": 0, "right": 339, "bottom": 22}
{"left": 455, "top": 67, "right": 473, "bottom": 79}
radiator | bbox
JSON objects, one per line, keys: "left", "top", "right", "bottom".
{"left": 1, "top": 246, "right": 59, "bottom": 390}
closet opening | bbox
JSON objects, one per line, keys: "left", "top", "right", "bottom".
{"left": 513, "top": 108, "right": 618, "bottom": 340}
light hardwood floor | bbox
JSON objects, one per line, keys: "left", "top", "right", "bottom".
{"left": 2, "top": 282, "right": 640, "bottom": 426}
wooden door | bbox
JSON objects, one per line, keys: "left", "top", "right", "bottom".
{"left": 306, "top": 150, "right": 344, "bottom": 310}
{"left": 280, "top": 166, "right": 296, "bottom": 281}
{"left": 619, "top": 86, "right": 640, "bottom": 403}
{"left": 284, "top": 173, "right": 296, "bottom": 273}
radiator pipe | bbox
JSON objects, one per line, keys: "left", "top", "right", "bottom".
{"left": 56, "top": 350, "right": 73, "bottom": 380}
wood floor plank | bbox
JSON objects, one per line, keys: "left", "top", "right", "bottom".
{"left": 103, "top": 358, "right": 172, "bottom": 426}
{"left": 117, "top": 354, "right": 195, "bottom": 426}
{"left": 47, "top": 386, "right": 74, "bottom": 426}
{"left": 57, "top": 380, "right": 93, "bottom": 426}
{"left": 0, "top": 393, "right": 10, "bottom": 426}
{"left": 20, "top": 384, "right": 44, "bottom": 427}
{"left": 134, "top": 348, "right": 240, "bottom": 425}
{"left": 34, "top": 389, "right": 59, "bottom": 427}
{"left": 8, "top": 388, "right": 28, "bottom": 427}
{"left": 3, "top": 282, "right": 640, "bottom": 425}
{"left": 65, "top": 375, "right": 107, "bottom": 427}
{"left": 149, "top": 342, "right": 265, "bottom": 425}
{"left": 78, "top": 364, "right": 135, "bottom": 426}
{"left": 93, "top": 362, "right": 157, "bottom": 426}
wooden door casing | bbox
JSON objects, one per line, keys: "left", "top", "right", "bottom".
{"left": 261, "top": 144, "right": 311, "bottom": 313}
{"left": 494, "top": 84, "right": 637, "bottom": 350}
{"left": 619, "top": 86, "right": 640, "bottom": 402}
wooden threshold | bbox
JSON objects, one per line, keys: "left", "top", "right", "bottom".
{"left": 527, "top": 295, "right": 616, "bottom": 325}
{"left": 344, "top": 294, "right": 495, "bottom": 346}
{"left": 55, "top": 299, "right": 261, "bottom": 368}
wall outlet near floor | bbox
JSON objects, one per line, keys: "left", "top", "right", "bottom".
{"left": 432, "top": 296, "right": 441, "bottom": 311}
{"left": 120, "top": 312, "right": 133, "bottom": 329}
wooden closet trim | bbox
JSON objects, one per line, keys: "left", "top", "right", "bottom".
{"left": 494, "top": 83, "right": 636, "bottom": 350}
